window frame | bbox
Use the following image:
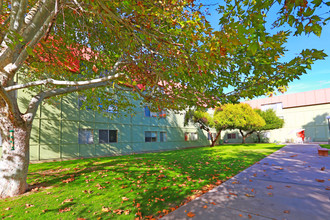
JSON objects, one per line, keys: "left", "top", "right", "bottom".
{"left": 99, "top": 129, "right": 118, "bottom": 144}
{"left": 145, "top": 131, "right": 157, "bottom": 142}
{"left": 227, "top": 133, "right": 236, "bottom": 139}
{"left": 160, "top": 131, "right": 167, "bottom": 142}
{"left": 78, "top": 128, "right": 94, "bottom": 144}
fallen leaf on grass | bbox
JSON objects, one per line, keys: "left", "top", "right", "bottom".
{"left": 187, "top": 212, "right": 195, "bottom": 217}
{"left": 325, "top": 186, "right": 330, "bottom": 190}
{"left": 316, "top": 179, "right": 325, "bottom": 183}
{"left": 290, "top": 155, "right": 297, "bottom": 157}
{"left": 321, "top": 167, "right": 325, "bottom": 171}
{"left": 62, "top": 177, "right": 74, "bottom": 183}
{"left": 25, "top": 204, "right": 34, "bottom": 208}
{"left": 62, "top": 198, "right": 73, "bottom": 204}
{"left": 5, "top": 207, "right": 11, "bottom": 211}
{"left": 59, "top": 207, "right": 71, "bottom": 213}
{"left": 101, "top": 207, "right": 111, "bottom": 213}
{"left": 113, "top": 209, "right": 124, "bottom": 215}
{"left": 124, "top": 210, "right": 130, "bottom": 215}
{"left": 283, "top": 210, "right": 290, "bottom": 214}
{"left": 203, "top": 205, "right": 207, "bottom": 209}
{"left": 229, "top": 192, "right": 237, "bottom": 196}
{"left": 42, "top": 209, "right": 48, "bottom": 213}
{"left": 122, "top": 197, "right": 129, "bottom": 201}
{"left": 266, "top": 185, "right": 273, "bottom": 189}
{"left": 210, "top": 202, "right": 216, "bottom": 205}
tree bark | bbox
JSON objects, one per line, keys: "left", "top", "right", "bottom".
{"left": 0, "top": 105, "right": 31, "bottom": 198}
{"left": 257, "top": 132, "right": 261, "bottom": 143}
{"left": 239, "top": 130, "right": 254, "bottom": 144}
{"left": 210, "top": 130, "right": 222, "bottom": 147}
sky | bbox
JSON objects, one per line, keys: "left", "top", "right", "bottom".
{"left": 201, "top": 1, "right": 330, "bottom": 97}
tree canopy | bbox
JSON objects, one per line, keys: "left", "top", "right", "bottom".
{"left": 222, "top": 103, "right": 266, "bottom": 143}
{"left": 254, "top": 108, "right": 284, "bottom": 142}
{"left": 0, "top": 0, "right": 329, "bottom": 198}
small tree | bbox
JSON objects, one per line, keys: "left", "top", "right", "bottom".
{"left": 254, "top": 109, "right": 284, "bottom": 143}
{"left": 226, "top": 104, "right": 266, "bottom": 144}
{"left": 184, "top": 106, "right": 242, "bottom": 147}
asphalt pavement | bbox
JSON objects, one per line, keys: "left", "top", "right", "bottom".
{"left": 162, "top": 144, "right": 330, "bottom": 220}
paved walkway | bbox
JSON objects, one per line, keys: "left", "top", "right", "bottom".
{"left": 162, "top": 144, "right": 330, "bottom": 220}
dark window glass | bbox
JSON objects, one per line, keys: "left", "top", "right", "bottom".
{"left": 109, "top": 130, "right": 117, "bottom": 143}
{"left": 145, "top": 131, "right": 157, "bottom": 142}
{"left": 99, "top": 130, "right": 117, "bottom": 143}
{"left": 99, "top": 130, "right": 108, "bottom": 143}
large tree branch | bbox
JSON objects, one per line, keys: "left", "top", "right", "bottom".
{"left": 6, "top": 55, "right": 125, "bottom": 92}
{"left": 5, "top": 73, "right": 126, "bottom": 92}
{"left": 0, "top": 85, "right": 22, "bottom": 124}
{"left": 23, "top": 73, "right": 126, "bottom": 124}
{"left": 15, "top": 0, "right": 28, "bottom": 32}
{"left": 21, "top": 0, "right": 56, "bottom": 41}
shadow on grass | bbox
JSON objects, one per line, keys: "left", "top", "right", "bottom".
{"left": 23, "top": 144, "right": 284, "bottom": 218}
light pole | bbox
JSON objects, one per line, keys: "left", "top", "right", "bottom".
{"left": 327, "top": 116, "right": 330, "bottom": 144}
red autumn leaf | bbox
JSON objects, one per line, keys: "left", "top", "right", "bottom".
{"left": 290, "top": 155, "right": 297, "bottom": 157}
{"left": 210, "top": 202, "right": 216, "bottom": 205}
{"left": 316, "top": 179, "right": 325, "bottom": 183}
{"left": 187, "top": 212, "right": 195, "bottom": 217}
{"left": 203, "top": 205, "right": 207, "bottom": 209}
{"left": 266, "top": 185, "right": 273, "bottom": 189}
{"left": 325, "top": 186, "right": 330, "bottom": 190}
{"left": 283, "top": 210, "right": 290, "bottom": 214}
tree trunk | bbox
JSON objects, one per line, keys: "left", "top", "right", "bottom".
{"left": 242, "top": 136, "right": 246, "bottom": 144}
{"left": 0, "top": 110, "right": 31, "bottom": 198}
{"left": 257, "top": 132, "right": 261, "bottom": 143}
{"left": 239, "top": 130, "right": 254, "bottom": 144}
{"left": 210, "top": 130, "right": 222, "bottom": 147}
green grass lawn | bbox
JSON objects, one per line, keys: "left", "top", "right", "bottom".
{"left": 320, "top": 144, "right": 330, "bottom": 149}
{"left": 0, "top": 143, "right": 283, "bottom": 220}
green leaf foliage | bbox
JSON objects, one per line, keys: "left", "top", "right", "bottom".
{"left": 255, "top": 109, "right": 284, "bottom": 131}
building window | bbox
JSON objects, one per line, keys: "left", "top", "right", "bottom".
{"left": 160, "top": 132, "right": 167, "bottom": 142}
{"left": 227, "top": 133, "right": 236, "bottom": 139}
{"left": 145, "top": 131, "right": 157, "bottom": 142}
{"left": 99, "top": 129, "right": 117, "bottom": 143}
{"left": 208, "top": 133, "right": 217, "bottom": 140}
{"left": 185, "top": 132, "right": 198, "bottom": 141}
{"left": 261, "top": 102, "right": 283, "bottom": 111}
{"left": 144, "top": 106, "right": 158, "bottom": 117}
{"left": 159, "top": 109, "right": 167, "bottom": 118}
{"left": 79, "top": 129, "right": 94, "bottom": 144}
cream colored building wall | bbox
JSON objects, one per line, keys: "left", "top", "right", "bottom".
{"left": 268, "top": 103, "right": 330, "bottom": 143}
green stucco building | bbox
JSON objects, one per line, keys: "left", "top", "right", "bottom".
{"left": 0, "top": 92, "right": 212, "bottom": 161}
